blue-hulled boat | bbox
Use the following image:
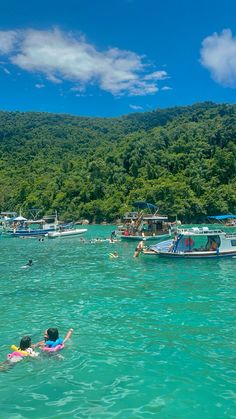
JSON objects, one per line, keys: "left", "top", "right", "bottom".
{"left": 143, "top": 227, "right": 236, "bottom": 258}
{"left": 11, "top": 214, "right": 58, "bottom": 237}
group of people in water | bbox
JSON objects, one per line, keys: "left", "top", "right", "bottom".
{"left": 109, "top": 239, "right": 145, "bottom": 259}
{"left": 1, "top": 327, "right": 73, "bottom": 370}
{"left": 10, "top": 234, "right": 145, "bottom": 371}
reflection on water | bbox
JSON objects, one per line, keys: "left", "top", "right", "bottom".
{"left": 0, "top": 226, "right": 235, "bottom": 418}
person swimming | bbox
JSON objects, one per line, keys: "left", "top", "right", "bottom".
{"left": 109, "top": 252, "right": 119, "bottom": 259}
{"left": 7, "top": 336, "right": 38, "bottom": 364}
{"left": 35, "top": 327, "right": 73, "bottom": 352}
{"left": 133, "top": 240, "right": 145, "bottom": 257}
{"left": 21, "top": 259, "right": 33, "bottom": 269}
{"left": 26, "top": 259, "right": 33, "bottom": 266}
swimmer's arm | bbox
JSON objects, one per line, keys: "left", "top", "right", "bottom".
{"left": 32, "top": 340, "right": 45, "bottom": 348}
{"left": 63, "top": 328, "right": 74, "bottom": 343}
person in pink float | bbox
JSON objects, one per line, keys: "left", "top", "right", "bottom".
{"left": 35, "top": 327, "right": 74, "bottom": 352}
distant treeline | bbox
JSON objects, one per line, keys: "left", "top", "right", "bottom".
{"left": 0, "top": 101, "right": 236, "bottom": 222}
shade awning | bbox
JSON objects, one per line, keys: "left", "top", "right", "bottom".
{"left": 208, "top": 215, "right": 236, "bottom": 220}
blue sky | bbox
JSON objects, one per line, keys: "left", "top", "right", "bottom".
{"left": 0, "top": 0, "right": 236, "bottom": 117}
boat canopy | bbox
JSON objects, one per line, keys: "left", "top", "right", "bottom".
{"left": 0, "top": 212, "right": 17, "bottom": 216}
{"left": 133, "top": 202, "right": 158, "bottom": 211}
{"left": 13, "top": 216, "right": 28, "bottom": 221}
{"left": 0, "top": 212, "right": 17, "bottom": 221}
{"left": 208, "top": 215, "right": 236, "bottom": 220}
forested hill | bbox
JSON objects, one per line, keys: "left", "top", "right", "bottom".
{"left": 0, "top": 102, "right": 236, "bottom": 222}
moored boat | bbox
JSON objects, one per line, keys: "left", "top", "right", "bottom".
{"left": 11, "top": 214, "right": 58, "bottom": 237}
{"left": 47, "top": 228, "right": 87, "bottom": 238}
{"left": 116, "top": 202, "right": 171, "bottom": 241}
{"left": 0, "top": 212, "right": 18, "bottom": 235}
{"left": 143, "top": 227, "right": 236, "bottom": 258}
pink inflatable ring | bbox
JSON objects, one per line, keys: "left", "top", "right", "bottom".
{"left": 41, "top": 343, "right": 64, "bottom": 352}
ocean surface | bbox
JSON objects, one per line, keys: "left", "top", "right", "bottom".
{"left": 0, "top": 225, "right": 235, "bottom": 418}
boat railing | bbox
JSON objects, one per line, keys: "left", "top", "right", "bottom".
{"left": 177, "top": 227, "right": 224, "bottom": 236}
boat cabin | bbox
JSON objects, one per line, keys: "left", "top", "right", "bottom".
{"left": 117, "top": 202, "right": 169, "bottom": 240}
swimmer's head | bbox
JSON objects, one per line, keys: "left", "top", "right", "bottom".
{"left": 45, "top": 328, "right": 59, "bottom": 342}
{"left": 19, "top": 336, "right": 31, "bottom": 350}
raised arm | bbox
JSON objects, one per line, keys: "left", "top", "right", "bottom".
{"left": 63, "top": 328, "right": 74, "bottom": 343}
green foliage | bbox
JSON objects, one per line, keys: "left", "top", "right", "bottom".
{"left": 0, "top": 102, "right": 236, "bottom": 222}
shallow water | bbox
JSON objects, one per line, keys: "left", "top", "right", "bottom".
{"left": 0, "top": 225, "right": 235, "bottom": 418}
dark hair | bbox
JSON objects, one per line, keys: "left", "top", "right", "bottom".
{"left": 19, "top": 336, "right": 31, "bottom": 350}
{"left": 47, "top": 328, "right": 59, "bottom": 341}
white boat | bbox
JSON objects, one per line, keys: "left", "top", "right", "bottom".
{"left": 116, "top": 202, "right": 171, "bottom": 241}
{"left": 143, "top": 227, "right": 236, "bottom": 258}
{"left": 47, "top": 228, "right": 87, "bottom": 238}
{"left": 0, "top": 212, "right": 18, "bottom": 235}
{"left": 11, "top": 214, "right": 58, "bottom": 237}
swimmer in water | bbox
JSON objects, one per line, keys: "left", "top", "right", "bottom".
{"left": 133, "top": 240, "right": 145, "bottom": 257}
{"left": 35, "top": 327, "right": 74, "bottom": 349}
{"left": 26, "top": 259, "right": 33, "bottom": 266}
{"left": 21, "top": 259, "right": 33, "bottom": 269}
{"left": 109, "top": 252, "right": 119, "bottom": 259}
{"left": 0, "top": 336, "right": 38, "bottom": 370}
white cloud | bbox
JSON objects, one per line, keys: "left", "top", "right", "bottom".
{"left": 161, "top": 86, "right": 172, "bottom": 91}
{"left": 200, "top": 29, "right": 236, "bottom": 87}
{"left": 35, "top": 83, "right": 45, "bottom": 89}
{"left": 129, "top": 104, "right": 143, "bottom": 110}
{"left": 0, "top": 30, "right": 18, "bottom": 54}
{"left": 0, "top": 27, "right": 170, "bottom": 96}
{"left": 144, "top": 70, "right": 168, "bottom": 80}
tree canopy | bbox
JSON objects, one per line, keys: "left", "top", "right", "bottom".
{"left": 0, "top": 102, "right": 236, "bottom": 222}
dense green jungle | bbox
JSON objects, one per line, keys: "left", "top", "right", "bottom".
{"left": 0, "top": 101, "right": 236, "bottom": 222}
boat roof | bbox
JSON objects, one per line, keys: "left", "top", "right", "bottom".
{"left": 208, "top": 214, "right": 236, "bottom": 220}
{"left": 123, "top": 211, "right": 168, "bottom": 221}
{"left": 43, "top": 214, "right": 57, "bottom": 220}
{"left": 0, "top": 212, "right": 17, "bottom": 216}
{"left": 142, "top": 215, "right": 168, "bottom": 221}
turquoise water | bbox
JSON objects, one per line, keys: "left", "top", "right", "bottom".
{"left": 0, "top": 225, "right": 235, "bottom": 418}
